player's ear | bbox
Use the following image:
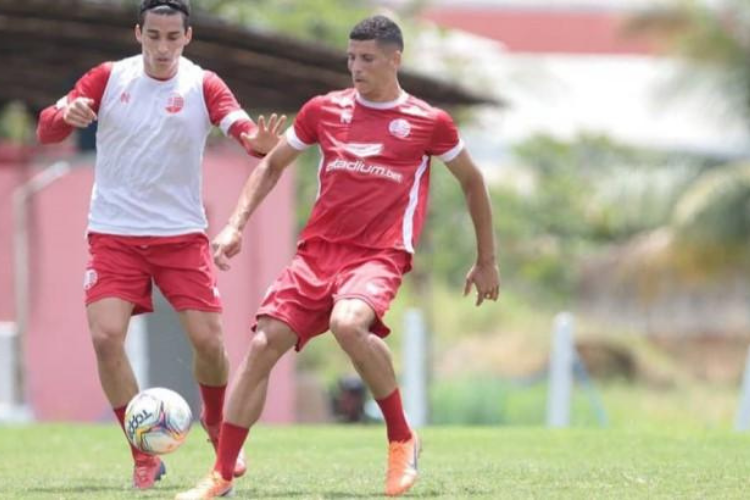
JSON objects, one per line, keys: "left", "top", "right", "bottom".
{"left": 135, "top": 24, "right": 143, "bottom": 43}
{"left": 184, "top": 26, "right": 193, "bottom": 44}
{"left": 391, "top": 49, "right": 402, "bottom": 70}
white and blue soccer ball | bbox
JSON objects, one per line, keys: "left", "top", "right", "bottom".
{"left": 124, "top": 387, "right": 192, "bottom": 455}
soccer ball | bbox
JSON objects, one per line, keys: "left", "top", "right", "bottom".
{"left": 124, "top": 387, "right": 193, "bottom": 455}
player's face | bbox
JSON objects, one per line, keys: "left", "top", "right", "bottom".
{"left": 347, "top": 39, "right": 401, "bottom": 101}
{"left": 136, "top": 13, "right": 192, "bottom": 80}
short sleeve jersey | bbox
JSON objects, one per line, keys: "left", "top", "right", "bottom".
{"left": 286, "top": 88, "right": 463, "bottom": 253}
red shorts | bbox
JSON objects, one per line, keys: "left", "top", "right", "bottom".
{"left": 255, "top": 239, "right": 411, "bottom": 351}
{"left": 84, "top": 232, "right": 222, "bottom": 315}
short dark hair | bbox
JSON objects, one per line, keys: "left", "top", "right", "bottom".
{"left": 139, "top": 0, "right": 191, "bottom": 30}
{"left": 349, "top": 15, "right": 404, "bottom": 52}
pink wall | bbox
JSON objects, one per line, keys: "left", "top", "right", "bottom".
{"left": 2, "top": 143, "right": 296, "bottom": 422}
{"left": 203, "top": 144, "right": 297, "bottom": 424}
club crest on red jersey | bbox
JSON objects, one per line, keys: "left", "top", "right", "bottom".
{"left": 389, "top": 118, "right": 411, "bottom": 139}
{"left": 165, "top": 92, "right": 185, "bottom": 114}
{"left": 84, "top": 269, "right": 98, "bottom": 290}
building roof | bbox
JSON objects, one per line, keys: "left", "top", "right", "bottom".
{"left": 422, "top": 4, "right": 655, "bottom": 54}
{"left": 0, "top": 0, "right": 496, "bottom": 112}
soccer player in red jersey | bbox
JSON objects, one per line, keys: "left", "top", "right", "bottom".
{"left": 177, "top": 14, "right": 499, "bottom": 499}
{"left": 36, "top": 0, "right": 285, "bottom": 490}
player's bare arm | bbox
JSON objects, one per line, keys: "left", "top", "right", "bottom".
{"left": 444, "top": 149, "right": 500, "bottom": 306}
{"left": 212, "top": 138, "right": 301, "bottom": 270}
{"left": 63, "top": 97, "right": 97, "bottom": 128}
{"left": 240, "top": 113, "right": 287, "bottom": 156}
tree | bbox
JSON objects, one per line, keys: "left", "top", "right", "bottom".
{"left": 627, "top": 0, "right": 750, "bottom": 267}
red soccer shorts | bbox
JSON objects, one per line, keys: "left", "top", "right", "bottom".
{"left": 255, "top": 239, "right": 412, "bottom": 351}
{"left": 84, "top": 232, "right": 222, "bottom": 314}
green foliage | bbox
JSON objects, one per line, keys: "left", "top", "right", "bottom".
{"left": 431, "top": 376, "right": 609, "bottom": 426}
{"left": 631, "top": 1, "right": 750, "bottom": 263}
{"left": 493, "top": 133, "right": 706, "bottom": 300}
{"left": 194, "top": 0, "right": 372, "bottom": 47}
{"left": 0, "top": 101, "right": 34, "bottom": 144}
{"left": 673, "top": 162, "right": 750, "bottom": 247}
{"left": 628, "top": 0, "right": 750, "bottom": 126}
{"left": 431, "top": 377, "right": 505, "bottom": 425}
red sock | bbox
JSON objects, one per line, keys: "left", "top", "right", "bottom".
{"left": 199, "top": 383, "right": 227, "bottom": 426}
{"left": 376, "top": 389, "right": 412, "bottom": 443}
{"left": 214, "top": 422, "right": 249, "bottom": 481}
{"left": 114, "top": 405, "right": 147, "bottom": 461}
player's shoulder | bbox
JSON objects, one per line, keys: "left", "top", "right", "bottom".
{"left": 113, "top": 55, "right": 142, "bottom": 71}
{"left": 179, "top": 56, "right": 203, "bottom": 72}
{"left": 399, "top": 94, "right": 451, "bottom": 122}
{"left": 318, "top": 88, "right": 357, "bottom": 108}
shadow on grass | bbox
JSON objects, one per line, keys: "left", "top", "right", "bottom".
{"left": 236, "top": 489, "right": 442, "bottom": 498}
{"left": 27, "top": 486, "right": 128, "bottom": 494}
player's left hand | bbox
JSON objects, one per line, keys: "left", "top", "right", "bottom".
{"left": 241, "top": 113, "right": 287, "bottom": 156}
{"left": 211, "top": 224, "right": 243, "bottom": 271}
{"left": 464, "top": 260, "right": 500, "bottom": 306}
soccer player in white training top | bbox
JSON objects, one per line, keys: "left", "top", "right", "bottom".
{"left": 177, "top": 14, "right": 499, "bottom": 500}
{"left": 36, "top": 0, "right": 285, "bottom": 490}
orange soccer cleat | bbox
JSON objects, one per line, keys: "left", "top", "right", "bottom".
{"left": 201, "top": 417, "right": 247, "bottom": 478}
{"left": 132, "top": 455, "right": 166, "bottom": 490}
{"left": 385, "top": 432, "right": 421, "bottom": 496}
{"left": 175, "top": 471, "right": 233, "bottom": 500}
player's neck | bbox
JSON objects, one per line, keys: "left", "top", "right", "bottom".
{"left": 358, "top": 82, "right": 402, "bottom": 103}
{"left": 145, "top": 67, "right": 178, "bottom": 81}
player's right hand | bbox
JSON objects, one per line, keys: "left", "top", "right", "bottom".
{"left": 211, "top": 225, "right": 243, "bottom": 271}
{"left": 63, "top": 97, "right": 97, "bottom": 128}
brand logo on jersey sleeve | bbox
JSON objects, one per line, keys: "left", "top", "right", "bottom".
{"left": 165, "top": 92, "right": 185, "bottom": 114}
{"left": 389, "top": 119, "right": 411, "bottom": 139}
{"left": 331, "top": 94, "right": 355, "bottom": 108}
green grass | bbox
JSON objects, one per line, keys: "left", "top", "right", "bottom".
{"left": 1, "top": 425, "right": 750, "bottom": 499}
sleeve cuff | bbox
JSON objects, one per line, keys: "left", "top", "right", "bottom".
{"left": 220, "top": 110, "right": 251, "bottom": 136}
{"left": 285, "top": 127, "right": 312, "bottom": 151}
{"left": 437, "top": 139, "right": 465, "bottom": 163}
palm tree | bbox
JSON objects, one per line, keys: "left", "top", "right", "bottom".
{"left": 626, "top": 0, "right": 750, "bottom": 270}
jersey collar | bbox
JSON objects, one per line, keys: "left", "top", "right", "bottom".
{"left": 355, "top": 90, "right": 409, "bottom": 110}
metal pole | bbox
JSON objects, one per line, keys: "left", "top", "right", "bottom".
{"left": 546, "top": 312, "right": 575, "bottom": 428}
{"left": 735, "top": 346, "right": 750, "bottom": 431}
{"left": 403, "top": 308, "right": 428, "bottom": 428}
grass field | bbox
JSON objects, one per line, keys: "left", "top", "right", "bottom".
{"left": 1, "top": 425, "right": 750, "bottom": 499}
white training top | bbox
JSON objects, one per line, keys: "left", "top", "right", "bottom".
{"left": 89, "top": 56, "right": 216, "bottom": 235}
{"left": 39, "top": 56, "right": 255, "bottom": 236}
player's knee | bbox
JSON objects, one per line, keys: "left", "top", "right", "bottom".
{"left": 89, "top": 322, "right": 127, "bottom": 358}
{"left": 330, "top": 317, "right": 368, "bottom": 351}
{"left": 248, "top": 327, "right": 288, "bottom": 362}
{"left": 191, "top": 332, "right": 226, "bottom": 362}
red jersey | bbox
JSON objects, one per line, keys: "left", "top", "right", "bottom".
{"left": 286, "top": 88, "right": 463, "bottom": 253}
